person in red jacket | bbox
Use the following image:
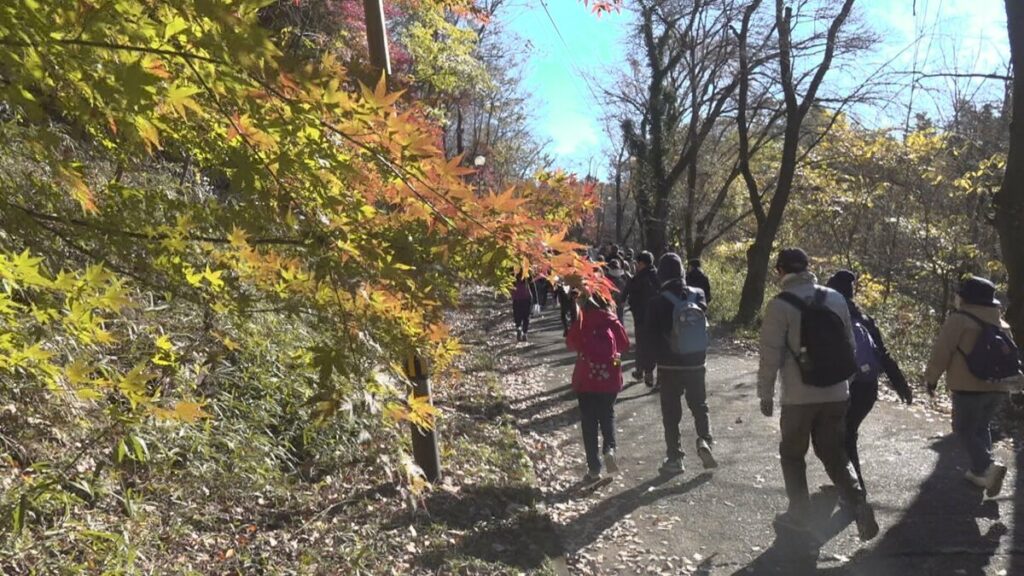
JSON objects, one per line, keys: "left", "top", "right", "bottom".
{"left": 566, "top": 292, "right": 630, "bottom": 482}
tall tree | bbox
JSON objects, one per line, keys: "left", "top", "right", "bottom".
{"left": 997, "top": 0, "right": 1024, "bottom": 340}
{"left": 733, "top": 0, "right": 861, "bottom": 324}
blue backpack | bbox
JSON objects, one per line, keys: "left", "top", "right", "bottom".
{"left": 956, "top": 311, "right": 1022, "bottom": 382}
{"left": 852, "top": 319, "right": 882, "bottom": 382}
{"left": 663, "top": 290, "right": 709, "bottom": 356}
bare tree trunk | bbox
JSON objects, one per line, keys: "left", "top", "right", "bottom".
{"left": 997, "top": 0, "right": 1024, "bottom": 341}
{"left": 734, "top": 0, "right": 856, "bottom": 325}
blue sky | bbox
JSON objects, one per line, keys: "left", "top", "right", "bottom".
{"left": 503, "top": 0, "right": 1010, "bottom": 177}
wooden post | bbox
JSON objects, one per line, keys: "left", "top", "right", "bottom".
{"left": 362, "top": 0, "right": 391, "bottom": 80}
{"left": 404, "top": 354, "right": 441, "bottom": 483}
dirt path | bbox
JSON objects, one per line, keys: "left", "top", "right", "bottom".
{"left": 502, "top": 311, "right": 1024, "bottom": 575}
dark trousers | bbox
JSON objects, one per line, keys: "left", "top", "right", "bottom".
{"left": 512, "top": 299, "right": 531, "bottom": 333}
{"left": 952, "top": 391, "right": 1005, "bottom": 475}
{"left": 846, "top": 379, "right": 878, "bottom": 492}
{"left": 780, "top": 402, "right": 865, "bottom": 520}
{"left": 658, "top": 367, "right": 711, "bottom": 459}
{"left": 632, "top": 316, "right": 655, "bottom": 373}
{"left": 578, "top": 392, "right": 617, "bottom": 473}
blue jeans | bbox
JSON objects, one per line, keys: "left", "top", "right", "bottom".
{"left": 578, "top": 392, "right": 617, "bottom": 473}
{"left": 952, "top": 392, "right": 1006, "bottom": 474}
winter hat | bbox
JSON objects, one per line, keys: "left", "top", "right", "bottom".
{"left": 775, "top": 248, "right": 809, "bottom": 274}
{"left": 635, "top": 251, "right": 654, "bottom": 266}
{"left": 687, "top": 258, "right": 702, "bottom": 268}
{"left": 958, "top": 276, "right": 1000, "bottom": 307}
{"left": 826, "top": 270, "right": 857, "bottom": 300}
{"left": 657, "top": 252, "right": 685, "bottom": 284}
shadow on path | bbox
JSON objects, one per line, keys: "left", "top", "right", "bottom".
{"left": 733, "top": 435, "right": 1007, "bottom": 576}
{"left": 558, "top": 473, "right": 713, "bottom": 555}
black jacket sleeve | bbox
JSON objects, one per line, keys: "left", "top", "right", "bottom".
{"left": 864, "top": 313, "right": 911, "bottom": 399}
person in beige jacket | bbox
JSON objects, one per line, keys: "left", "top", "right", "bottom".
{"left": 757, "top": 248, "right": 878, "bottom": 542}
{"left": 925, "top": 276, "right": 1018, "bottom": 497}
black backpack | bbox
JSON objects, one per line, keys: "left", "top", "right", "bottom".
{"left": 955, "top": 311, "right": 1023, "bottom": 382}
{"left": 776, "top": 289, "right": 858, "bottom": 387}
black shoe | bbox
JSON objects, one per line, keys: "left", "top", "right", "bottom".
{"left": 644, "top": 372, "right": 655, "bottom": 387}
{"left": 631, "top": 369, "right": 643, "bottom": 381}
{"left": 855, "top": 502, "right": 879, "bottom": 541}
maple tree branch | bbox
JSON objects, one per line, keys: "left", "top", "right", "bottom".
{"left": 0, "top": 37, "right": 225, "bottom": 65}
{"left": 4, "top": 201, "right": 306, "bottom": 246}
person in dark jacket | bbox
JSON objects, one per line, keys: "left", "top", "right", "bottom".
{"left": 686, "top": 259, "right": 712, "bottom": 305}
{"left": 510, "top": 269, "right": 537, "bottom": 342}
{"left": 826, "top": 270, "right": 913, "bottom": 494}
{"left": 622, "top": 251, "right": 659, "bottom": 386}
{"left": 644, "top": 253, "right": 716, "bottom": 474}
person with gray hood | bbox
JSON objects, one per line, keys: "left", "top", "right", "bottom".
{"left": 757, "top": 248, "right": 879, "bottom": 542}
{"left": 644, "top": 253, "right": 716, "bottom": 474}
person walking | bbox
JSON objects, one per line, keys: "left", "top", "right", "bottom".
{"left": 757, "top": 248, "right": 879, "bottom": 542}
{"left": 686, "top": 259, "right": 713, "bottom": 305}
{"left": 623, "top": 251, "right": 659, "bottom": 387}
{"left": 925, "top": 276, "right": 1023, "bottom": 497}
{"left": 644, "top": 253, "right": 716, "bottom": 474}
{"left": 607, "top": 259, "right": 631, "bottom": 321}
{"left": 510, "top": 269, "right": 537, "bottom": 342}
{"left": 826, "top": 270, "right": 913, "bottom": 493}
{"left": 566, "top": 291, "right": 630, "bottom": 482}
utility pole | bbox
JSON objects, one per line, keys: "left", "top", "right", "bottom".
{"left": 361, "top": 2, "right": 441, "bottom": 482}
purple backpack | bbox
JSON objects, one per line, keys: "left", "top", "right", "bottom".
{"left": 852, "top": 320, "right": 882, "bottom": 382}
{"left": 956, "top": 311, "right": 1022, "bottom": 382}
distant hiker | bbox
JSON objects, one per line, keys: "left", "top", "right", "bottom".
{"left": 535, "top": 270, "right": 553, "bottom": 310}
{"left": 624, "top": 248, "right": 637, "bottom": 274}
{"left": 757, "top": 248, "right": 879, "bottom": 541}
{"left": 644, "top": 252, "right": 716, "bottom": 474}
{"left": 925, "top": 276, "right": 1023, "bottom": 497}
{"left": 606, "top": 259, "right": 631, "bottom": 321}
{"left": 826, "top": 270, "right": 913, "bottom": 493}
{"left": 510, "top": 269, "right": 537, "bottom": 342}
{"left": 623, "top": 250, "right": 659, "bottom": 387}
{"left": 566, "top": 290, "right": 630, "bottom": 482}
{"left": 686, "top": 259, "right": 713, "bottom": 305}
{"left": 555, "top": 281, "right": 579, "bottom": 337}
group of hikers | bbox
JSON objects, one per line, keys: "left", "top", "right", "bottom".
{"left": 511, "top": 244, "right": 1023, "bottom": 547}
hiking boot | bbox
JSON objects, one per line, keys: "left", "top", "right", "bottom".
{"left": 965, "top": 470, "right": 987, "bottom": 489}
{"left": 854, "top": 502, "right": 879, "bottom": 541}
{"left": 696, "top": 439, "right": 718, "bottom": 469}
{"left": 631, "top": 369, "right": 643, "bottom": 381}
{"left": 604, "top": 450, "right": 619, "bottom": 474}
{"left": 659, "top": 457, "right": 684, "bottom": 476}
{"left": 983, "top": 463, "right": 1008, "bottom": 497}
{"left": 583, "top": 469, "right": 602, "bottom": 483}
{"left": 515, "top": 329, "right": 523, "bottom": 342}
{"left": 644, "top": 371, "right": 655, "bottom": 387}
{"left": 521, "top": 332, "right": 528, "bottom": 343}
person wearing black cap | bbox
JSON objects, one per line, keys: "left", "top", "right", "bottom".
{"left": 757, "top": 248, "right": 879, "bottom": 542}
{"left": 924, "top": 275, "right": 1021, "bottom": 497}
{"left": 643, "top": 253, "right": 716, "bottom": 473}
{"left": 623, "top": 251, "right": 659, "bottom": 386}
{"left": 686, "top": 259, "right": 712, "bottom": 305}
{"left": 826, "top": 270, "right": 913, "bottom": 494}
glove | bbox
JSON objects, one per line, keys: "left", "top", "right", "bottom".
{"left": 760, "top": 397, "right": 774, "bottom": 417}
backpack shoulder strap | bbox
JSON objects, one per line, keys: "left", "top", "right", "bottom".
{"left": 662, "top": 290, "right": 685, "bottom": 308}
{"left": 776, "top": 291, "right": 808, "bottom": 312}
{"left": 954, "top": 310, "right": 990, "bottom": 329}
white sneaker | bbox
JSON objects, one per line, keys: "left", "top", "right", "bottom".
{"left": 604, "top": 450, "right": 619, "bottom": 474}
{"left": 983, "top": 463, "right": 1008, "bottom": 497}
